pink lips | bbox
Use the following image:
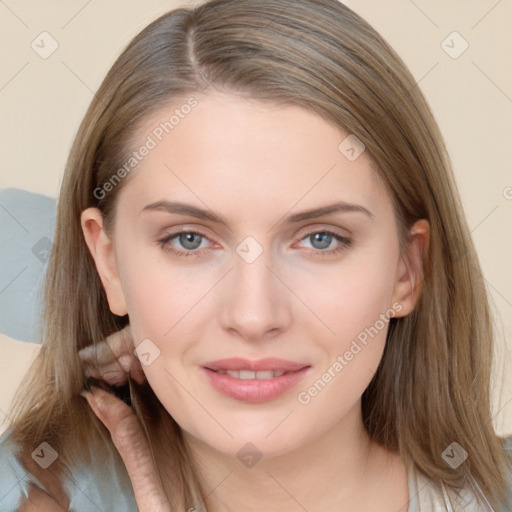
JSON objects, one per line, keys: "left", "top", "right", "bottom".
{"left": 201, "top": 357, "right": 311, "bottom": 403}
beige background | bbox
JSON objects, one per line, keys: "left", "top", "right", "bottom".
{"left": 0, "top": 1, "right": 511, "bottom": 435}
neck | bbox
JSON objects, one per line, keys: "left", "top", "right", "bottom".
{"left": 181, "top": 401, "right": 406, "bottom": 512}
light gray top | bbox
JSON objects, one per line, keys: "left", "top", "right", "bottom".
{"left": 1, "top": 429, "right": 511, "bottom": 511}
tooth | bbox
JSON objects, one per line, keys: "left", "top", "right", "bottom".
{"left": 239, "top": 370, "right": 256, "bottom": 380}
{"left": 256, "top": 370, "right": 277, "bottom": 379}
{"left": 217, "top": 369, "right": 288, "bottom": 379}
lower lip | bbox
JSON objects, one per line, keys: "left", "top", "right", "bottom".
{"left": 202, "top": 367, "right": 310, "bottom": 403}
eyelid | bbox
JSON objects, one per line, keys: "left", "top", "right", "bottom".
{"left": 160, "top": 223, "right": 350, "bottom": 245}
{"left": 160, "top": 225, "right": 216, "bottom": 241}
{"left": 294, "top": 223, "right": 351, "bottom": 239}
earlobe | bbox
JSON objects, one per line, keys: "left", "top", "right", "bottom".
{"left": 80, "top": 208, "right": 128, "bottom": 317}
{"left": 391, "top": 219, "right": 430, "bottom": 318}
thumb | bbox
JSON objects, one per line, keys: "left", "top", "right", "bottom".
{"left": 80, "top": 386, "right": 171, "bottom": 512}
{"left": 80, "top": 386, "right": 138, "bottom": 452}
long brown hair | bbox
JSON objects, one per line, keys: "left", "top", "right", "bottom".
{"left": 10, "top": 0, "right": 511, "bottom": 509}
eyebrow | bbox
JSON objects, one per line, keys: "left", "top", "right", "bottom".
{"left": 140, "top": 200, "right": 374, "bottom": 226}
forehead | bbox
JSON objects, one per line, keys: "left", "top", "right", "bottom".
{"left": 115, "top": 91, "right": 391, "bottom": 223}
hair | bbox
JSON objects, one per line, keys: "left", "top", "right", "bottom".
{"left": 9, "top": 0, "right": 511, "bottom": 509}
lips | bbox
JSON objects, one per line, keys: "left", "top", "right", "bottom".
{"left": 201, "top": 364, "right": 311, "bottom": 402}
{"left": 202, "top": 357, "right": 308, "bottom": 373}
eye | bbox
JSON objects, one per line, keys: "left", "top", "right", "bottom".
{"left": 296, "top": 230, "right": 352, "bottom": 256}
{"left": 157, "top": 230, "right": 212, "bottom": 257}
{"left": 157, "top": 228, "right": 352, "bottom": 258}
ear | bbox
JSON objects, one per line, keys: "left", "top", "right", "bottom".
{"left": 80, "top": 208, "right": 128, "bottom": 316}
{"left": 391, "top": 219, "right": 430, "bottom": 318}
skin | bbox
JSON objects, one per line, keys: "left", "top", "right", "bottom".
{"left": 81, "top": 91, "right": 429, "bottom": 512}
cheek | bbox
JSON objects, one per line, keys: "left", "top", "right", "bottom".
{"left": 294, "top": 268, "right": 397, "bottom": 415}
{"left": 120, "top": 245, "right": 208, "bottom": 333}
{"left": 118, "top": 253, "right": 207, "bottom": 413}
{"left": 298, "top": 249, "right": 399, "bottom": 346}
{"left": 118, "top": 248, "right": 221, "bottom": 390}
{"left": 334, "top": 272, "right": 396, "bottom": 344}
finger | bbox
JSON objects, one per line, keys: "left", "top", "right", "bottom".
{"left": 79, "top": 325, "right": 132, "bottom": 366}
{"left": 81, "top": 386, "right": 149, "bottom": 467}
{"left": 79, "top": 325, "right": 147, "bottom": 386}
{"left": 79, "top": 341, "right": 121, "bottom": 368}
{"left": 130, "top": 358, "right": 146, "bottom": 385}
{"left": 117, "top": 345, "right": 146, "bottom": 386}
{"left": 118, "top": 353, "right": 146, "bottom": 385}
{"left": 117, "top": 354, "right": 133, "bottom": 374}
{"left": 80, "top": 387, "right": 170, "bottom": 512}
{"left": 82, "top": 358, "right": 126, "bottom": 385}
{"left": 82, "top": 355, "right": 143, "bottom": 387}
{"left": 101, "top": 370, "right": 129, "bottom": 386}
{"left": 83, "top": 359, "right": 121, "bottom": 376}
{"left": 106, "top": 324, "right": 134, "bottom": 359}
{"left": 79, "top": 328, "right": 131, "bottom": 374}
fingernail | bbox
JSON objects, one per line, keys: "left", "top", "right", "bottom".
{"left": 103, "top": 370, "right": 124, "bottom": 381}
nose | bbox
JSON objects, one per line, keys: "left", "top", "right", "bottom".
{"left": 219, "top": 251, "right": 292, "bottom": 342}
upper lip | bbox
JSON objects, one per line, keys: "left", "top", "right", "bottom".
{"left": 203, "top": 357, "right": 309, "bottom": 372}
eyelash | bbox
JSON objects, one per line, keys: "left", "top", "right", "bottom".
{"left": 157, "top": 229, "right": 352, "bottom": 258}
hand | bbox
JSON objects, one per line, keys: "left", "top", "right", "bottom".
{"left": 80, "top": 386, "right": 172, "bottom": 512}
{"left": 79, "top": 324, "right": 146, "bottom": 387}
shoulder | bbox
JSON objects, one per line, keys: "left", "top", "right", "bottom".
{"left": 0, "top": 429, "right": 71, "bottom": 510}
{"left": 411, "top": 469, "right": 492, "bottom": 511}
{"left": 504, "top": 435, "right": 512, "bottom": 455}
{"left": 503, "top": 435, "right": 512, "bottom": 509}
{"left": 0, "top": 429, "right": 36, "bottom": 509}
{"left": 0, "top": 428, "right": 138, "bottom": 511}
{"left": 409, "top": 436, "right": 512, "bottom": 512}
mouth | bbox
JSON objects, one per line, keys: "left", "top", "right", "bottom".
{"left": 201, "top": 359, "right": 311, "bottom": 402}
{"left": 208, "top": 369, "right": 293, "bottom": 379}
{"left": 202, "top": 357, "right": 308, "bottom": 374}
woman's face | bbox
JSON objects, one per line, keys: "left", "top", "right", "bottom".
{"left": 85, "top": 91, "right": 423, "bottom": 460}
